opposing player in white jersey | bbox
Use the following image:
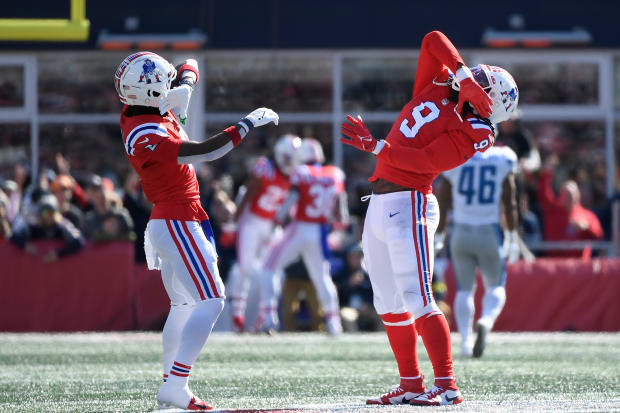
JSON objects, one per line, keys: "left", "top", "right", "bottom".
{"left": 438, "top": 145, "right": 518, "bottom": 358}
{"left": 228, "top": 134, "right": 301, "bottom": 332}
{"left": 116, "top": 51, "right": 278, "bottom": 411}
{"left": 256, "top": 138, "right": 346, "bottom": 335}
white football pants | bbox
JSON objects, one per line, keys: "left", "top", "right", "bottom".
{"left": 228, "top": 211, "right": 276, "bottom": 318}
{"left": 362, "top": 190, "right": 441, "bottom": 319}
{"left": 147, "top": 219, "right": 225, "bottom": 304}
{"left": 146, "top": 219, "right": 225, "bottom": 384}
{"left": 258, "top": 221, "right": 340, "bottom": 324}
{"left": 451, "top": 223, "right": 507, "bottom": 344}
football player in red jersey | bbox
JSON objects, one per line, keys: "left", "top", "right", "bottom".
{"left": 341, "top": 31, "right": 518, "bottom": 406}
{"left": 115, "top": 52, "right": 278, "bottom": 411}
{"left": 228, "top": 134, "right": 301, "bottom": 332}
{"left": 255, "top": 138, "right": 347, "bottom": 335}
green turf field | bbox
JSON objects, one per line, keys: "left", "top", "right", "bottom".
{"left": 0, "top": 332, "right": 618, "bottom": 412}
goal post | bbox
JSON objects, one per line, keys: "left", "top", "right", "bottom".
{"left": 0, "top": 0, "right": 90, "bottom": 42}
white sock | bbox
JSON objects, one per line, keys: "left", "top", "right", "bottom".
{"left": 162, "top": 304, "right": 195, "bottom": 382}
{"left": 479, "top": 286, "right": 506, "bottom": 329}
{"left": 166, "top": 299, "right": 225, "bottom": 387}
{"left": 454, "top": 291, "right": 475, "bottom": 350}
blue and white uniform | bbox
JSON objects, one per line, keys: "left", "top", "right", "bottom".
{"left": 442, "top": 145, "right": 517, "bottom": 356}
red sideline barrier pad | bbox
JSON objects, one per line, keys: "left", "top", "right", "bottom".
{"left": 444, "top": 258, "right": 620, "bottom": 332}
{"left": 133, "top": 264, "right": 169, "bottom": 330}
{"left": 0, "top": 240, "right": 135, "bottom": 332}
{"left": 1, "top": 239, "right": 619, "bottom": 332}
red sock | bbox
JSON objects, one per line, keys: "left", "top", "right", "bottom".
{"left": 416, "top": 313, "right": 456, "bottom": 388}
{"left": 381, "top": 312, "right": 424, "bottom": 392}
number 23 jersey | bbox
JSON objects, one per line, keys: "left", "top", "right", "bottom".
{"left": 248, "top": 157, "right": 291, "bottom": 220}
{"left": 369, "top": 69, "right": 496, "bottom": 194}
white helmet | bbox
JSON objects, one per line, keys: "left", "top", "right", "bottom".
{"left": 469, "top": 64, "right": 518, "bottom": 124}
{"left": 274, "top": 134, "right": 302, "bottom": 175}
{"left": 114, "top": 52, "right": 176, "bottom": 108}
{"left": 297, "top": 138, "right": 325, "bottom": 165}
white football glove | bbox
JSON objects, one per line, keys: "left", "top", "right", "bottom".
{"left": 159, "top": 84, "right": 192, "bottom": 121}
{"left": 503, "top": 229, "right": 520, "bottom": 264}
{"left": 244, "top": 107, "right": 279, "bottom": 127}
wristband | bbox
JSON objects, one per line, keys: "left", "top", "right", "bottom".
{"left": 177, "top": 62, "right": 200, "bottom": 84}
{"left": 224, "top": 126, "right": 242, "bottom": 147}
{"left": 455, "top": 66, "right": 473, "bottom": 83}
{"left": 238, "top": 118, "right": 254, "bottom": 135}
{"left": 372, "top": 140, "right": 386, "bottom": 155}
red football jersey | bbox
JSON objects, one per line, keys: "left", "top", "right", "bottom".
{"left": 248, "top": 157, "right": 291, "bottom": 220}
{"left": 120, "top": 105, "right": 208, "bottom": 221}
{"left": 291, "top": 164, "right": 345, "bottom": 224}
{"left": 370, "top": 31, "right": 495, "bottom": 194}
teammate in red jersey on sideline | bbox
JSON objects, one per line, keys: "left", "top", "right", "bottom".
{"left": 341, "top": 31, "right": 518, "bottom": 406}
{"left": 256, "top": 138, "right": 347, "bottom": 336}
{"left": 228, "top": 134, "right": 301, "bottom": 332}
{"left": 116, "top": 51, "right": 278, "bottom": 411}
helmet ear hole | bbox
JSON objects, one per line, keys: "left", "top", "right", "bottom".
{"left": 152, "top": 91, "right": 160, "bottom": 97}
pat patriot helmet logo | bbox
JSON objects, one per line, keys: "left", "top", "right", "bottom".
{"left": 139, "top": 59, "right": 163, "bottom": 84}
{"left": 502, "top": 88, "right": 518, "bottom": 111}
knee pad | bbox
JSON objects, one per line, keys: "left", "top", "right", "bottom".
{"left": 197, "top": 297, "right": 225, "bottom": 315}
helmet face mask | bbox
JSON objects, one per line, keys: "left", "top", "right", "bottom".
{"left": 470, "top": 64, "right": 519, "bottom": 124}
{"left": 115, "top": 52, "right": 176, "bottom": 108}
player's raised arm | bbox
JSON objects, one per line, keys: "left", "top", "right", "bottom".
{"left": 341, "top": 114, "right": 477, "bottom": 174}
{"left": 414, "top": 31, "right": 464, "bottom": 96}
{"left": 415, "top": 31, "right": 492, "bottom": 118}
{"left": 177, "top": 108, "right": 279, "bottom": 164}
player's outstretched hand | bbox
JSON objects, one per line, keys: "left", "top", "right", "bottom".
{"left": 340, "top": 115, "right": 379, "bottom": 153}
{"left": 159, "top": 84, "right": 192, "bottom": 121}
{"left": 244, "top": 108, "right": 279, "bottom": 127}
{"left": 456, "top": 77, "right": 493, "bottom": 119}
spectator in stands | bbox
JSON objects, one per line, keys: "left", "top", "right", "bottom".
{"left": 333, "top": 243, "right": 379, "bottom": 331}
{"left": 84, "top": 174, "right": 135, "bottom": 243}
{"left": 519, "top": 192, "right": 543, "bottom": 245}
{"left": 10, "top": 193, "right": 84, "bottom": 262}
{"left": 0, "top": 190, "right": 11, "bottom": 239}
{"left": 537, "top": 155, "right": 604, "bottom": 257}
{"left": 51, "top": 174, "right": 85, "bottom": 232}
{"left": 497, "top": 115, "right": 541, "bottom": 174}
{"left": 1, "top": 179, "right": 20, "bottom": 224}
{"left": 122, "top": 171, "right": 151, "bottom": 262}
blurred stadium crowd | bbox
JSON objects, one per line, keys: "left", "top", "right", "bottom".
{"left": 0, "top": 119, "right": 617, "bottom": 331}
{"left": 0, "top": 53, "right": 618, "bottom": 332}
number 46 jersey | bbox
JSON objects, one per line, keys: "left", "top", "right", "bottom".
{"left": 442, "top": 145, "right": 517, "bottom": 226}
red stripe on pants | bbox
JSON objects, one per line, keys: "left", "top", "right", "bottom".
{"left": 180, "top": 221, "right": 220, "bottom": 298}
{"left": 411, "top": 193, "right": 427, "bottom": 306}
{"left": 166, "top": 220, "right": 206, "bottom": 300}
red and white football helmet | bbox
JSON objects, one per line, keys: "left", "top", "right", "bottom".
{"left": 114, "top": 52, "right": 176, "bottom": 108}
{"left": 297, "top": 138, "right": 325, "bottom": 165}
{"left": 274, "top": 134, "right": 302, "bottom": 175}
{"left": 469, "top": 64, "right": 519, "bottom": 124}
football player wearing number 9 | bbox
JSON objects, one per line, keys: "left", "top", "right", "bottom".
{"left": 256, "top": 138, "right": 347, "bottom": 335}
{"left": 115, "top": 51, "right": 279, "bottom": 411}
{"left": 438, "top": 145, "right": 519, "bottom": 358}
{"left": 340, "top": 31, "right": 518, "bottom": 406}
